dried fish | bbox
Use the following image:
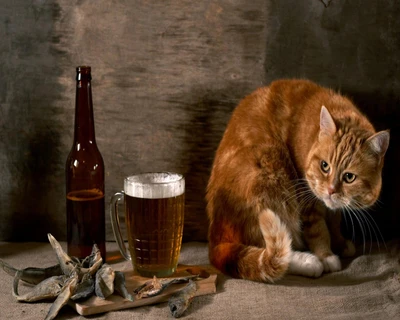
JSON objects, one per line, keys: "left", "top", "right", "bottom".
{"left": 113, "top": 271, "right": 133, "bottom": 301}
{"left": 70, "top": 273, "right": 95, "bottom": 301}
{"left": 3, "top": 234, "right": 129, "bottom": 320}
{"left": 44, "top": 271, "right": 78, "bottom": 320}
{"left": 168, "top": 279, "right": 197, "bottom": 318}
{"left": 134, "top": 276, "right": 162, "bottom": 298}
{"left": 47, "top": 234, "right": 102, "bottom": 279}
{"left": 134, "top": 274, "right": 198, "bottom": 299}
{"left": 70, "top": 256, "right": 82, "bottom": 265}
{"left": 81, "top": 244, "right": 102, "bottom": 268}
{"left": 95, "top": 263, "right": 115, "bottom": 299}
{"left": 83, "top": 255, "right": 103, "bottom": 279}
{"left": 13, "top": 271, "right": 68, "bottom": 302}
{"left": 0, "top": 259, "right": 62, "bottom": 285}
{"left": 47, "top": 234, "right": 76, "bottom": 276}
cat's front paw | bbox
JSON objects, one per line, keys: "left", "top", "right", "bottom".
{"left": 288, "top": 252, "right": 324, "bottom": 278}
{"left": 322, "top": 255, "right": 341, "bottom": 273}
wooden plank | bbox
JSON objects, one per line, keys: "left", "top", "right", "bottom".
{"left": 68, "top": 264, "right": 219, "bottom": 316}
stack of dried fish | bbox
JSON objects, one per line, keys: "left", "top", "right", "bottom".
{"left": 1, "top": 233, "right": 203, "bottom": 319}
{"left": 0, "top": 233, "right": 132, "bottom": 320}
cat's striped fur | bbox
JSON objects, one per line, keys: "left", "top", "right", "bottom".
{"left": 206, "top": 79, "right": 389, "bottom": 281}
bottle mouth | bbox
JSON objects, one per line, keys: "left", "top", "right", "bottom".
{"left": 76, "top": 66, "right": 92, "bottom": 80}
{"left": 76, "top": 66, "right": 91, "bottom": 72}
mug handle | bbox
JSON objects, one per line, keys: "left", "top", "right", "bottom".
{"left": 110, "top": 191, "right": 131, "bottom": 261}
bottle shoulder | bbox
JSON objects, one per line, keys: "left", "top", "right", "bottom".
{"left": 65, "top": 154, "right": 104, "bottom": 190}
{"left": 67, "top": 141, "right": 103, "bottom": 156}
{"left": 66, "top": 143, "right": 104, "bottom": 169}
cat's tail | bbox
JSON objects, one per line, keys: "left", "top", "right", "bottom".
{"left": 209, "top": 209, "right": 292, "bottom": 282}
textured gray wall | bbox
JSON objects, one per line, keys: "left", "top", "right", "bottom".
{"left": 0, "top": 0, "right": 399, "bottom": 242}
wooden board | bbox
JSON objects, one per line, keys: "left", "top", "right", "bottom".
{"left": 68, "top": 264, "right": 219, "bottom": 316}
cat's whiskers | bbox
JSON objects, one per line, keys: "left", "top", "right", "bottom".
{"left": 298, "top": 191, "right": 318, "bottom": 209}
{"left": 343, "top": 205, "right": 368, "bottom": 254}
{"left": 354, "top": 209, "right": 374, "bottom": 254}
{"left": 372, "top": 198, "right": 384, "bottom": 210}
{"left": 282, "top": 179, "right": 318, "bottom": 215}
{"left": 281, "top": 180, "right": 308, "bottom": 203}
{"left": 284, "top": 180, "right": 309, "bottom": 197}
{"left": 294, "top": 189, "right": 319, "bottom": 215}
{"left": 342, "top": 207, "right": 356, "bottom": 244}
{"left": 297, "top": 181, "right": 320, "bottom": 210}
{"left": 287, "top": 179, "right": 386, "bottom": 256}
{"left": 342, "top": 200, "right": 387, "bottom": 254}
{"left": 283, "top": 187, "right": 312, "bottom": 205}
{"left": 341, "top": 208, "right": 351, "bottom": 239}
{"left": 351, "top": 200, "right": 387, "bottom": 252}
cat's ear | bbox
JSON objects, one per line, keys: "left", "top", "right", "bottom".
{"left": 365, "top": 130, "right": 390, "bottom": 158}
{"left": 319, "top": 106, "right": 336, "bottom": 140}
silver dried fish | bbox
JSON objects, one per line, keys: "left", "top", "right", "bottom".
{"left": 134, "top": 274, "right": 198, "bottom": 299}
{"left": 81, "top": 244, "right": 102, "bottom": 268}
{"left": 70, "top": 273, "right": 95, "bottom": 301}
{"left": 134, "top": 276, "right": 162, "bottom": 299}
{"left": 3, "top": 234, "right": 128, "bottom": 320}
{"left": 12, "top": 271, "right": 68, "bottom": 302}
{"left": 44, "top": 271, "right": 78, "bottom": 320}
{"left": 0, "top": 259, "right": 62, "bottom": 285}
{"left": 47, "top": 233, "right": 102, "bottom": 279}
{"left": 47, "top": 234, "right": 76, "bottom": 276}
{"left": 84, "top": 255, "right": 103, "bottom": 277}
{"left": 168, "top": 279, "right": 197, "bottom": 318}
{"left": 114, "top": 271, "right": 133, "bottom": 301}
{"left": 95, "top": 263, "right": 115, "bottom": 299}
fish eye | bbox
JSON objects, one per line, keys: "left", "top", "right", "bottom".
{"left": 320, "top": 160, "right": 330, "bottom": 173}
{"left": 343, "top": 172, "right": 356, "bottom": 183}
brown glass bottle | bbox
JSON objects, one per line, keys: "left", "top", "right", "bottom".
{"left": 66, "top": 66, "right": 106, "bottom": 260}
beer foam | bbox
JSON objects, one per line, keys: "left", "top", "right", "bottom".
{"left": 125, "top": 172, "right": 185, "bottom": 199}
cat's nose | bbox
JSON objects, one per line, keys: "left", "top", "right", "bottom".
{"left": 328, "top": 185, "right": 336, "bottom": 195}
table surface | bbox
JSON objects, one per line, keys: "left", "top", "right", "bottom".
{"left": 1, "top": 240, "right": 399, "bottom": 320}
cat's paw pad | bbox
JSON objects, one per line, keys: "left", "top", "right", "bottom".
{"left": 341, "top": 240, "right": 356, "bottom": 257}
{"left": 289, "top": 252, "right": 324, "bottom": 278}
{"left": 322, "top": 255, "right": 341, "bottom": 273}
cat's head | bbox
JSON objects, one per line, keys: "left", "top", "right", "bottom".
{"left": 305, "top": 106, "right": 389, "bottom": 210}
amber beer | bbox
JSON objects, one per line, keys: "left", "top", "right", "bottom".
{"left": 125, "top": 193, "right": 184, "bottom": 277}
{"left": 66, "top": 189, "right": 105, "bottom": 259}
{"left": 110, "top": 172, "right": 185, "bottom": 277}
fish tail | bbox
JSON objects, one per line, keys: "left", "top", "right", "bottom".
{"left": 209, "top": 209, "right": 292, "bottom": 282}
{"left": 0, "top": 259, "right": 18, "bottom": 277}
{"left": 12, "top": 270, "right": 22, "bottom": 299}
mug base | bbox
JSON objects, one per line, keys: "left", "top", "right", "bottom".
{"left": 135, "top": 266, "right": 177, "bottom": 278}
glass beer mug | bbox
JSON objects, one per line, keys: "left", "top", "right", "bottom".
{"left": 110, "top": 172, "right": 185, "bottom": 277}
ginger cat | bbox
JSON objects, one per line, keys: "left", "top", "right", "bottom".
{"left": 206, "top": 79, "right": 389, "bottom": 281}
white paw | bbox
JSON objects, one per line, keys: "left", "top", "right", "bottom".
{"left": 341, "top": 240, "right": 356, "bottom": 257}
{"left": 288, "top": 252, "right": 324, "bottom": 278}
{"left": 322, "top": 255, "right": 341, "bottom": 273}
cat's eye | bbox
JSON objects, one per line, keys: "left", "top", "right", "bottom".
{"left": 320, "top": 160, "right": 330, "bottom": 173}
{"left": 343, "top": 172, "right": 356, "bottom": 183}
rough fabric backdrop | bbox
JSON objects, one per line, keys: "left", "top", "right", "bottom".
{"left": 0, "top": 0, "right": 399, "bottom": 242}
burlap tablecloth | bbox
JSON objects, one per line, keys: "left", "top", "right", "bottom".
{"left": 1, "top": 241, "right": 399, "bottom": 319}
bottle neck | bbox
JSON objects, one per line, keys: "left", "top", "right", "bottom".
{"left": 74, "top": 68, "right": 96, "bottom": 144}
